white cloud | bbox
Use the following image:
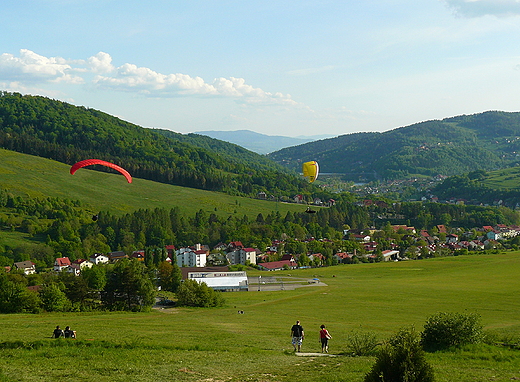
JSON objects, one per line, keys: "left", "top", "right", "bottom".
{"left": 444, "top": 0, "right": 520, "bottom": 17}
{"left": 94, "top": 60, "right": 302, "bottom": 107}
{"left": 87, "top": 52, "right": 115, "bottom": 74}
{"left": 0, "top": 49, "right": 307, "bottom": 110}
{"left": 93, "top": 63, "right": 217, "bottom": 96}
{"left": 0, "top": 49, "right": 83, "bottom": 84}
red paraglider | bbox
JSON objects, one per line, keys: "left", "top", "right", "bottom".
{"left": 70, "top": 159, "right": 132, "bottom": 183}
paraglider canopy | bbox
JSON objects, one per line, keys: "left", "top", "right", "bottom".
{"left": 302, "top": 161, "right": 319, "bottom": 183}
{"left": 70, "top": 159, "right": 132, "bottom": 183}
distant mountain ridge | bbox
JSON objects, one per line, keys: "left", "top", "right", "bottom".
{"left": 194, "top": 129, "right": 333, "bottom": 154}
{"left": 268, "top": 111, "right": 520, "bottom": 181}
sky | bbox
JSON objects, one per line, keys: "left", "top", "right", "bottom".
{"left": 3, "top": 0, "right": 520, "bottom": 138}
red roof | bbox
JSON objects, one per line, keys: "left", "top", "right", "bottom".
{"left": 258, "top": 260, "right": 296, "bottom": 270}
{"left": 56, "top": 257, "right": 71, "bottom": 266}
{"left": 436, "top": 225, "right": 447, "bottom": 233}
{"left": 229, "top": 241, "right": 244, "bottom": 248}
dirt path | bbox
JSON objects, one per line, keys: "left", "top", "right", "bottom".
{"left": 295, "top": 352, "right": 340, "bottom": 357}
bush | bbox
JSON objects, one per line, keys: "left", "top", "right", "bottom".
{"left": 421, "top": 312, "right": 483, "bottom": 351}
{"left": 345, "top": 330, "right": 380, "bottom": 356}
{"left": 176, "top": 279, "right": 225, "bottom": 307}
{"left": 364, "top": 327, "right": 435, "bottom": 382}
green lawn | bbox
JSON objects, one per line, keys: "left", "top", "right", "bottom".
{"left": 1, "top": 253, "right": 520, "bottom": 381}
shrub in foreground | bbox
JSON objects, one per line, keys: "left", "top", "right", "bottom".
{"left": 364, "top": 327, "right": 435, "bottom": 382}
{"left": 345, "top": 330, "right": 380, "bottom": 356}
{"left": 421, "top": 312, "right": 483, "bottom": 351}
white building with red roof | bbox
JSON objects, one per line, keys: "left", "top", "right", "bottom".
{"left": 54, "top": 257, "right": 71, "bottom": 272}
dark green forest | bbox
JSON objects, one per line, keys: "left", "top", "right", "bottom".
{"left": 0, "top": 92, "right": 322, "bottom": 198}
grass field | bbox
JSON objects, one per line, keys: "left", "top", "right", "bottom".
{"left": 1, "top": 253, "right": 520, "bottom": 381}
{"left": 0, "top": 148, "right": 308, "bottom": 218}
{"left": 483, "top": 167, "right": 520, "bottom": 189}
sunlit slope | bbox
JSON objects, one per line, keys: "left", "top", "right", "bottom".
{"left": 0, "top": 148, "right": 304, "bottom": 218}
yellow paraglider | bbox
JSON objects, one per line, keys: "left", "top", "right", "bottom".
{"left": 302, "top": 161, "right": 319, "bottom": 183}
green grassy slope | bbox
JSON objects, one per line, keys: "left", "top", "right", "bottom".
{"left": 482, "top": 166, "right": 520, "bottom": 189}
{"left": 1, "top": 253, "right": 520, "bottom": 381}
{"left": 0, "top": 148, "right": 306, "bottom": 218}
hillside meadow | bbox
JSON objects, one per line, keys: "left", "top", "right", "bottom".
{"left": 483, "top": 167, "right": 520, "bottom": 189}
{"left": 1, "top": 253, "right": 520, "bottom": 381}
{"left": 0, "top": 148, "right": 307, "bottom": 218}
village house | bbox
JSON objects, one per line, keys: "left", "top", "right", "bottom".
{"left": 446, "top": 234, "right": 459, "bottom": 244}
{"left": 13, "top": 261, "right": 36, "bottom": 275}
{"left": 486, "top": 230, "right": 501, "bottom": 241}
{"left": 333, "top": 252, "right": 353, "bottom": 263}
{"left": 352, "top": 234, "right": 371, "bottom": 242}
{"left": 381, "top": 250, "right": 400, "bottom": 261}
{"left": 392, "top": 225, "right": 416, "bottom": 234}
{"left": 213, "top": 242, "right": 228, "bottom": 252}
{"left": 436, "top": 225, "right": 447, "bottom": 234}
{"left": 67, "top": 264, "right": 81, "bottom": 276}
{"left": 227, "top": 241, "right": 244, "bottom": 251}
{"left": 165, "top": 245, "right": 176, "bottom": 262}
{"left": 307, "top": 253, "right": 324, "bottom": 265}
{"left": 67, "top": 259, "right": 93, "bottom": 276}
{"left": 130, "top": 250, "right": 145, "bottom": 261}
{"left": 364, "top": 241, "right": 377, "bottom": 252}
{"left": 54, "top": 257, "right": 71, "bottom": 272}
{"left": 257, "top": 259, "right": 297, "bottom": 271}
{"left": 108, "top": 251, "right": 128, "bottom": 262}
{"left": 89, "top": 253, "right": 109, "bottom": 265}
{"left": 73, "top": 259, "right": 93, "bottom": 270}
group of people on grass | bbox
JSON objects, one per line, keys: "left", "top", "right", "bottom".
{"left": 291, "top": 320, "right": 331, "bottom": 353}
{"left": 52, "top": 325, "right": 76, "bottom": 339}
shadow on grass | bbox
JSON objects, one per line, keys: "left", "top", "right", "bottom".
{"left": 0, "top": 339, "right": 223, "bottom": 352}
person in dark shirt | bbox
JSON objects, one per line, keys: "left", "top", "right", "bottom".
{"left": 64, "top": 326, "right": 76, "bottom": 338}
{"left": 52, "top": 325, "right": 64, "bottom": 338}
{"left": 291, "top": 320, "right": 305, "bottom": 352}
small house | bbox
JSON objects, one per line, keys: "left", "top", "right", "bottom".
{"left": 14, "top": 261, "right": 36, "bottom": 275}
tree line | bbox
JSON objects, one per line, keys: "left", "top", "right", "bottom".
{"left": 1, "top": 186, "right": 519, "bottom": 271}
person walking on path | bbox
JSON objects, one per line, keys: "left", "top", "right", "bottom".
{"left": 291, "top": 320, "right": 305, "bottom": 352}
{"left": 319, "top": 324, "right": 332, "bottom": 353}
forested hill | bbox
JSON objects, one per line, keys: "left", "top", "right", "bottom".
{"left": 268, "top": 111, "right": 520, "bottom": 181}
{"left": 0, "top": 92, "right": 318, "bottom": 197}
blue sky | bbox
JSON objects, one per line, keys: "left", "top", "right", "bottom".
{"left": 3, "top": 0, "right": 520, "bottom": 137}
